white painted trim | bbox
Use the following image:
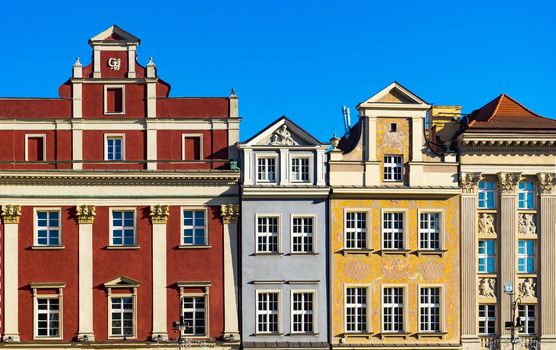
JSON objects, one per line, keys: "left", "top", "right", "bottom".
{"left": 254, "top": 213, "right": 282, "bottom": 254}
{"left": 343, "top": 208, "right": 372, "bottom": 250}
{"left": 182, "top": 133, "right": 204, "bottom": 161}
{"left": 290, "top": 214, "right": 317, "bottom": 254}
{"left": 180, "top": 290, "right": 210, "bottom": 338}
{"left": 33, "top": 208, "right": 62, "bottom": 247}
{"left": 24, "top": 134, "right": 46, "bottom": 161}
{"left": 109, "top": 208, "right": 137, "bottom": 247}
{"left": 289, "top": 152, "right": 314, "bottom": 184}
{"left": 107, "top": 293, "right": 137, "bottom": 339}
{"left": 151, "top": 219, "right": 168, "bottom": 340}
{"left": 417, "top": 209, "right": 446, "bottom": 251}
{"left": 380, "top": 285, "right": 408, "bottom": 333}
{"left": 255, "top": 289, "right": 282, "bottom": 335}
{"left": 0, "top": 119, "right": 234, "bottom": 131}
{"left": 180, "top": 207, "right": 208, "bottom": 246}
{"left": 33, "top": 291, "right": 64, "bottom": 340}
{"left": 290, "top": 289, "right": 318, "bottom": 335}
{"left": 380, "top": 208, "right": 409, "bottom": 250}
{"left": 343, "top": 283, "right": 371, "bottom": 333}
{"left": 103, "top": 85, "right": 126, "bottom": 115}
{"left": 78, "top": 221, "right": 94, "bottom": 340}
{"left": 417, "top": 284, "right": 445, "bottom": 333}
{"left": 104, "top": 133, "right": 125, "bottom": 161}
{"left": 3, "top": 223, "right": 20, "bottom": 341}
{"left": 254, "top": 152, "right": 279, "bottom": 184}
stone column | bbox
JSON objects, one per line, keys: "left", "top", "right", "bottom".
{"left": 77, "top": 205, "right": 96, "bottom": 341}
{"left": 220, "top": 204, "right": 240, "bottom": 342}
{"left": 460, "top": 173, "right": 481, "bottom": 349}
{"left": 498, "top": 172, "right": 520, "bottom": 342}
{"left": 150, "top": 205, "right": 169, "bottom": 341}
{"left": 2, "top": 205, "right": 21, "bottom": 342}
{"left": 538, "top": 173, "right": 556, "bottom": 349}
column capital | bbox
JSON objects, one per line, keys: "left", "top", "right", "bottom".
{"left": 497, "top": 172, "right": 521, "bottom": 195}
{"left": 460, "top": 172, "right": 481, "bottom": 194}
{"left": 150, "top": 205, "right": 169, "bottom": 224}
{"left": 77, "top": 205, "right": 96, "bottom": 224}
{"left": 537, "top": 172, "right": 555, "bottom": 195}
{"left": 220, "top": 204, "right": 240, "bottom": 224}
{"left": 1, "top": 205, "right": 21, "bottom": 224}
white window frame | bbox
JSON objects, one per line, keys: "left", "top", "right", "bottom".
{"left": 478, "top": 240, "right": 496, "bottom": 273}
{"left": 381, "top": 209, "right": 407, "bottom": 250}
{"left": 255, "top": 289, "right": 281, "bottom": 335}
{"left": 109, "top": 208, "right": 137, "bottom": 247}
{"left": 177, "top": 282, "right": 211, "bottom": 338}
{"left": 518, "top": 304, "right": 536, "bottom": 335}
{"left": 344, "top": 209, "right": 370, "bottom": 250}
{"left": 518, "top": 181, "right": 536, "bottom": 209}
{"left": 478, "top": 304, "right": 496, "bottom": 335}
{"left": 181, "top": 207, "right": 208, "bottom": 247}
{"left": 32, "top": 283, "right": 65, "bottom": 340}
{"left": 104, "top": 134, "right": 125, "bottom": 161}
{"left": 291, "top": 215, "right": 316, "bottom": 254}
{"left": 418, "top": 210, "right": 444, "bottom": 250}
{"left": 384, "top": 155, "right": 403, "bottom": 182}
{"left": 418, "top": 285, "right": 443, "bottom": 333}
{"left": 255, "top": 214, "right": 281, "bottom": 254}
{"left": 25, "top": 134, "right": 47, "bottom": 161}
{"left": 104, "top": 84, "right": 126, "bottom": 115}
{"left": 382, "top": 285, "right": 406, "bottom": 333}
{"left": 290, "top": 289, "right": 317, "bottom": 334}
{"left": 109, "top": 295, "right": 136, "bottom": 339}
{"left": 34, "top": 208, "right": 62, "bottom": 247}
{"left": 255, "top": 154, "right": 278, "bottom": 183}
{"left": 518, "top": 240, "right": 536, "bottom": 273}
{"left": 478, "top": 181, "right": 496, "bottom": 209}
{"left": 290, "top": 154, "right": 313, "bottom": 183}
{"left": 344, "top": 284, "right": 370, "bottom": 333}
{"left": 182, "top": 133, "right": 204, "bottom": 161}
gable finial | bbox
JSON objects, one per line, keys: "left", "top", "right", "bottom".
{"left": 74, "top": 57, "right": 81, "bottom": 66}
{"left": 230, "top": 88, "right": 236, "bottom": 97}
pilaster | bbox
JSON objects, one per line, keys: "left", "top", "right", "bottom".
{"left": 410, "top": 116, "right": 424, "bottom": 162}
{"left": 279, "top": 149, "right": 288, "bottom": 185}
{"left": 2, "top": 205, "right": 21, "bottom": 342}
{"left": 150, "top": 205, "right": 169, "bottom": 341}
{"left": 77, "top": 205, "right": 95, "bottom": 341}
{"left": 127, "top": 46, "right": 136, "bottom": 78}
{"left": 220, "top": 204, "right": 240, "bottom": 342}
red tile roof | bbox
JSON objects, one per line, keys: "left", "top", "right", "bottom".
{"left": 466, "top": 94, "right": 556, "bottom": 133}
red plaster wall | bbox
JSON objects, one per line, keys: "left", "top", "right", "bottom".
{"left": 82, "top": 130, "right": 146, "bottom": 170}
{"left": 157, "top": 99, "right": 229, "bottom": 118}
{"left": 82, "top": 84, "right": 146, "bottom": 119}
{"left": 99, "top": 51, "right": 129, "bottom": 79}
{"left": 0, "top": 99, "right": 70, "bottom": 118}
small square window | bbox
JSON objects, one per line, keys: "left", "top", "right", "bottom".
{"left": 105, "top": 87, "right": 124, "bottom": 114}
{"left": 478, "top": 181, "right": 496, "bottom": 209}
{"left": 291, "top": 157, "right": 310, "bottom": 182}
{"left": 257, "top": 157, "right": 277, "bottom": 183}
{"left": 390, "top": 123, "right": 397, "bottom": 132}
{"left": 384, "top": 155, "right": 403, "bottom": 182}
{"left": 111, "top": 210, "right": 136, "bottom": 246}
{"left": 182, "top": 209, "right": 207, "bottom": 245}
{"left": 35, "top": 210, "right": 61, "bottom": 246}
{"left": 106, "top": 135, "right": 124, "bottom": 161}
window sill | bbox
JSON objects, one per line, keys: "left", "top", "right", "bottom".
{"left": 105, "top": 245, "right": 140, "bottom": 250}
{"left": 376, "top": 332, "right": 411, "bottom": 340}
{"left": 337, "top": 248, "right": 374, "bottom": 256}
{"left": 104, "top": 112, "right": 125, "bottom": 116}
{"left": 339, "top": 332, "right": 374, "bottom": 340}
{"left": 30, "top": 245, "right": 65, "bottom": 250}
{"left": 517, "top": 272, "right": 537, "bottom": 277}
{"left": 377, "top": 249, "right": 411, "bottom": 257}
{"left": 178, "top": 245, "right": 212, "bottom": 249}
{"left": 252, "top": 332, "right": 284, "bottom": 336}
{"left": 288, "top": 252, "right": 319, "bottom": 256}
{"left": 254, "top": 252, "right": 283, "bottom": 256}
{"left": 414, "top": 249, "right": 447, "bottom": 257}
{"left": 287, "top": 332, "right": 320, "bottom": 336}
{"left": 416, "top": 331, "right": 448, "bottom": 340}
{"left": 108, "top": 336, "right": 137, "bottom": 340}
{"left": 478, "top": 209, "right": 497, "bottom": 213}
{"left": 33, "top": 336, "right": 63, "bottom": 341}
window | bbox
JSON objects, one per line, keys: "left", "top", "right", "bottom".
{"left": 256, "top": 291, "right": 279, "bottom": 334}
{"left": 35, "top": 210, "right": 61, "bottom": 246}
{"left": 518, "top": 304, "right": 536, "bottom": 335}
{"left": 111, "top": 210, "right": 135, "bottom": 246}
{"left": 182, "top": 209, "right": 207, "bottom": 246}
{"left": 478, "top": 181, "right": 495, "bottom": 209}
{"left": 105, "top": 86, "right": 124, "bottom": 114}
{"left": 390, "top": 123, "right": 397, "bottom": 132}
{"left": 419, "top": 287, "right": 441, "bottom": 332}
{"left": 257, "top": 157, "right": 277, "bottom": 183}
{"left": 518, "top": 182, "right": 535, "bottom": 209}
{"left": 182, "top": 296, "right": 206, "bottom": 336}
{"left": 256, "top": 216, "right": 279, "bottom": 253}
{"left": 26, "top": 135, "right": 45, "bottom": 161}
{"left": 384, "top": 155, "right": 403, "bottom": 182}
{"left": 478, "top": 304, "right": 496, "bottom": 335}
{"left": 345, "top": 211, "right": 367, "bottom": 249}
{"left": 383, "top": 212, "right": 404, "bottom": 250}
{"left": 36, "top": 298, "right": 60, "bottom": 338}
{"left": 183, "top": 135, "right": 202, "bottom": 161}
{"left": 292, "top": 216, "right": 314, "bottom": 253}
{"left": 419, "top": 212, "right": 440, "bottom": 250}
{"left": 291, "top": 157, "right": 310, "bottom": 182}
{"left": 478, "top": 240, "right": 496, "bottom": 273}
{"left": 110, "top": 297, "right": 134, "bottom": 337}
{"left": 518, "top": 240, "right": 535, "bottom": 273}
{"left": 105, "top": 135, "right": 124, "bottom": 161}
{"left": 383, "top": 287, "right": 404, "bottom": 332}
{"left": 292, "top": 292, "right": 314, "bottom": 334}
{"left": 345, "top": 287, "right": 367, "bottom": 332}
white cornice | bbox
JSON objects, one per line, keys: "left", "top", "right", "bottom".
{"left": 331, "top": 186, "right": 460, "bottom": 197}
{"left": 241, "top": 186, "right": 330, "bottom": 198}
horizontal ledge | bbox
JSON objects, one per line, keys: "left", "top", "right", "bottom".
{"left": 30, "top": 245, "right": 65, "bottom": 250}
{"left": 105, "top": 245, "right": 140, "bottom": 250}
{"left": 177, "top": 245, "right": 212, "bottom": 249}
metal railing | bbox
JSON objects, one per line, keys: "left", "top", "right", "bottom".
{"left": 480, "top": 337, "right": 539, "bottom": 350}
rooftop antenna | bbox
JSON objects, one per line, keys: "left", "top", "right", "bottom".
{"left": 342, "top": 106, "right": 351, "bottom": 137}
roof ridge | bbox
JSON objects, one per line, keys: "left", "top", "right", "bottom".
{"left": 500, "top": 93, "right": 553, "bottom": 120}
{"left": 487, "top": 94, "right": 505, "bottom": 122}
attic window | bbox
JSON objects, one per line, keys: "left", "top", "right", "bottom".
{"left": 104, "top": 86, "right": 125, "bottom": 114}
{"left": 390, "top": 123, "right": 397, "bottom": 132}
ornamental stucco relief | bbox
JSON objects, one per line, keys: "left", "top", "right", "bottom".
{"left": 478, "top": 277, "right": 496, "bottom": 298}
{"left": 478, "top": 213, "right": 496, "bottom": 235}
{"left": 518, "top": 214, "right": 537, "bottom": 235}
{"left": 519, "top": 277, "right": 536, "bottom": 298}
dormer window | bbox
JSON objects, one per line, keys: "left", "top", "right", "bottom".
{"left": 291, "top": 157, "right": 310, "bottom": 183}
{"left": 384, "top": 155, "right": 403, "bottom": 182}
{"left": 257, "top": 156, "right": 277, "bottom": 183}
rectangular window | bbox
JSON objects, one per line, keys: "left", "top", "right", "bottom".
{"left": 345, "top": 287, "right": 367, "bottom": 332}
{"left": 419, "top": 212, "right": 440, "bottom": 250}
{"left": 110, "top": 297, "right": 134, "bottom": 337}
{"left": 182, "top": 210, "right": 207, "bottom": 245}
{"left": 292, "top": 216, "right": 314, "bottom": 253}
{"left": 256, "top": 292, "right": 279, "bottom": 334}
{"left": 257, "top": 157, "right": 277, "bottom": 183}
{"left": 518, "top": 304, "right": 536, "bottom": 335}
{"left": 36, "top": 298, "right": 60, "bottom": 338}
{"left": 478, "top": 304, "right": 496, "bottom": 335}
{"left": 292, "top": 292, "right": 314, "bottom": 333}
{"left": 478, "top": 181, "right": 496, "bottom": 209}
{"left": 518, "top": 240, "right": 535, "bottom": 273}
{"left": 111, "top": 210, "right": 135, "bottom": 246}
{"left": 383, "top": 287, "right": 404, "bottom": 332}
{"left": 384, "top": 155, "right": 403, "bottom": 182}
{"left": 478, "top": 240, "right": 496, "bottom": 273}
{"left": 106, "top": 136, "right": 124, "bottom": 161}
{"left": 183, "top": 136, "right": 202, "bottom": 161}
{"left": 106, "top": 87, "right": 124, "bottom": 114}
{"left": 345, "top": 212, "right": 367, "bottom": 249}
{"left": 256, "top": 216, "right": 279, "bottom": 253}
{"left": 291, "top": 157, "right": 310, "bottom": 182}
{"left": 518, "top": 181, "right": 535, "bottom": 209}
{"left": 419, "top": 287, "right": 441, "bottom": 332}
{"left": 383, "top": 212, "right": 404, "bottom": 249}
{"left": 26, "top": 135, "right": 45, "bottom": 161}
{"left": 35, "top": 210, "right": 61, "bottom": 246}
{"left": 182, "top": 296, "right": 206, "bottom": 336}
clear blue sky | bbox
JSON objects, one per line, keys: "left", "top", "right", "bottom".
{"left": 0, "top": 1, "right": 554, "bottom": 141}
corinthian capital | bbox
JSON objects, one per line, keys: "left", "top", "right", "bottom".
{"left": 150, "top": 205, "right": 170, "bottom": 224}
{"left": 220, "top": 204, "right": 240, "bottom": 224}
{"left": 537, "top": 173, "right": 555, "bottom": 195}
{"left": 77, "top": 205, "right": 96, "bottom": 224}
{"left": 1, "top": 205, "right": 21, "bottom": 224}
{"left": 460, "top": 172, "right": 481, "bottom": 194}
{"left": 497, "top": 172, "right": 521, "bottom": 195}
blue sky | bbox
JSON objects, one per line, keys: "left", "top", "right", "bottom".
{"left": 0, "top": 1, "right": 554, "bottom": 141}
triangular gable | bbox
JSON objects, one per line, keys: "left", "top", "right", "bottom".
{"left": 89, "top": 25, "right": 140, "bottom": 44}
{"left": 242, "top": 116, "right": 325, "bottom": 147}
{"left": 358, "top": 82, "right": 430, "bottom": 107}
{"left": 104, "top": 275, "right": 141, "bottom": 288}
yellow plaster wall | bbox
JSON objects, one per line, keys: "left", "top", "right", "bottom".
{"left": 376, "top": 118, "right": 410, "bottom": 184}
{"left": 330, "top": 196, "right": 460, "bottom": 345}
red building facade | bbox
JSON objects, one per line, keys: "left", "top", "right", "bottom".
{"left": 0, "top": 26, "right": 240, "bottom": 349}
